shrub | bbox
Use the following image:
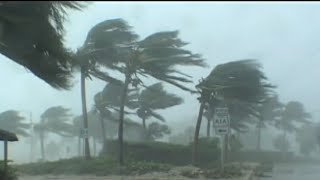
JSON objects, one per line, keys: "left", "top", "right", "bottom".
{"left": 0, "top": 161, "right": 18, "bottom": 180}
{"left": 16, "top": 157, "right": 172, "bottom": 176}
{"left": 100, "top": 137, "right": 220, "bottom": 167}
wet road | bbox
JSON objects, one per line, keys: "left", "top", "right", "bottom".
{"left": 263, "top": 163, "right": 320, "bottom": 180}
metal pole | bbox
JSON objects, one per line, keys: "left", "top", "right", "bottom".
{"left": 221, "top": 135, "right": 225, "bottom": 172}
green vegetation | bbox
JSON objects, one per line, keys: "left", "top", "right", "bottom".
{"left": 101, "top": 138, "right": 220, "bottom": 167}
{"left": 0, "top": 161, "right": 18, "bottom": 180}
{"left": 16, "top": 157, "right": 171, "bottom": 176}
{"left": 1, "top": 2, "right": 319, "bottom": 179}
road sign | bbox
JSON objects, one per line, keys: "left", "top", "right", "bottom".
{"left": 213, "top": 107, "right": 230, "bottom": 127}
{"left": 79, "top": 128, "right": 88, "bottom": 138}
{"left": 213, "top": 107, "right": 230, "bottom": 173}
{"left": 215, "top": 126, "right": 229, "bottom": 135}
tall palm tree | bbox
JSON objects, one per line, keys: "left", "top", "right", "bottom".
{"left": 275, "top": 101, "right": 311, "bottom": 159}
{"left": 255, "top": 95, "right": 283, "bottom": 151}
{"left": 193, "top": 59, "right": 274, "bottom": 165}
{"left": 34, "top": 106, "right": 73, "bottom": 161}
{"left": 0, "top": 110, "right": 29, "bottom": 136}
{"left": 93, "top": 92, "right": 112, "bottom": 149}
{"left": 136, "top": 82, "right": 183, "bottom": 129}
{"left": 73, "top": 18, "right": 128, "bottom": 159}
{"left": 83, "top": 18, "right": 206, "bottom": 165}
{"left": 92, "top": 83, "right": 139, "bottom": 147}
{"left": 0, "top": 2, "right": 88, "bottom": 89}
{"left": 73, "top": 110, "right": 106, "bottom": 157}
{"left": 72, "top": 115, "right": 84, "bottom": 157}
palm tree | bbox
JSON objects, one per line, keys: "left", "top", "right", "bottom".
{"left": 0, "top": 110, "right": 29, "bottom": 136}
{"left": 72, "top": 115, "right": 83, "bottom": 157}
{"left": 34, "top": 106, "right": 73, "bottom": 161}
{"left": 136, "top": 82, "right": 183, "bottom": 130}
{"left": 93, "top": 92, "right": 112, "bottom": 150}
{"left": 73, "top": 18, "right": 129, "bottom": 159}
{"left": 73, "top": 111, "right": 105, "bottom": 157}
{"left": 0, "top": 2, "right": 87, "bottom": 89}
{"left": 296, "top": 124, "right": 318, "bottom": 157}
{"left": 255, "top": 95, "right": 283, "bottom": 151}
{"left": 275, "top": 101, "right": 311, "bottom": 159}
{"left": 146, "top": 122, "right": 171, "bottom": 141}
{"left": 193, "top": 59, "right": 274, "bottom": 165}
{"left": 83, "top": 18, "right": 206, "bottom": 165}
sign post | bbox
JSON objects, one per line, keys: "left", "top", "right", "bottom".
{"left": 79, "top": 128, "right": 88, "bottom": 139}
{"left": 213, "top": 107, "right": 230, "bottom": 172}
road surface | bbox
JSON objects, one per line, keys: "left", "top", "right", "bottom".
{"left": 264, "top": 163, "right": 320, "bottom": 180}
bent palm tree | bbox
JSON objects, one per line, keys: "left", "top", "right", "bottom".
{"left": 0, "top": 2, "right": 87, "bottom": 89}
{"left": 0, "top": 110, "right": 29, "bottom": 136}
{"left": 136, "top": 82, "right": 183, "bottom": 129}
{"left": 83, "top": 18, "right": 206, "bottom": 165}
{"left": 255, "top": 95, "right": 283, "bottom": 151}
{"left": 34, "top": 106, "right": 73, "bottom": 160}
{"left": 275, "top": 101, "right": 311, "bottom": 159}
{"left": 193, "top": 59, "right": 274, "bottom": 165}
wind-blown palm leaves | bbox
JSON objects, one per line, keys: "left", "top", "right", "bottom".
{"left": 137, "top": 82, "right": 183, "bottom": 129}
{"left": 34, "top": 106, "right": 73, "bottom": 160}
{"left": 275, "top": 101, "right": 311, "bottom": 133}
{"left": 0, "top": 110, "right": 29, "bottom": 136}
{"left": 146, "top": 122, "right": 171, "bottom": 141}
{"left": 295, "top": 124, "right": 318, "bottom": 156}
{"left": 192, "top": 59, "right": 274, "bottom": 165}
{"left": 274, "top": 101, "right": 311, "bottom": 157}
{"left": 82, "top": 18, "right": 206, "bottom": 165}
{"left": 0, "top": 2, "right": 88, "bottom": 89}
{"left": 99, "top": 82, "right": 139, "bottom": 111}
{"left": 255, "top": 95, "right": 283, "bottom": 151}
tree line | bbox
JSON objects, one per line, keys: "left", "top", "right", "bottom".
{"left": 0, "top": 2, "right": 319, "bottom": 166}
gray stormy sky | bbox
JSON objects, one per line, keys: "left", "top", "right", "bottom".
{"left": 2, "top": 1, "right": 320, "bottom": 162}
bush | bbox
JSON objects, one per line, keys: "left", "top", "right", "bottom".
{"left": 100, "top": 137, "right": 220, "bottom": 167}
{"left": 16, "top": 157, "right": 172, "bottom": 176}
{"left": 17, "top": 157, "right": 118, "bottom": 175}
{"left": 0, "top": 161, "right": 18, "bottom": 180}
{"left": 124, "top": 161, "right": 171, "bottom": 175}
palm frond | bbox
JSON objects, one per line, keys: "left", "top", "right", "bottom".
{"left": 149, "top": 110, "right": 166, "bottom": 122}
{"left": 0, "top": 2, "right": 88, "bottom": 89}
{"left": 88, "top": 68, "right": 122, "bottom": 85}
{"left": 139, "top": 82, "right": 183, "bottom": 109}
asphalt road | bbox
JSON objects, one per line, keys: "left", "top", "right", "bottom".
{"left": 263, "top": 163, "right": 320, "bottom": 180}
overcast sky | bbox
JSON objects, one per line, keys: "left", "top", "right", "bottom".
{"left": 2, "top": 1, "right": 320, "bottom": 162}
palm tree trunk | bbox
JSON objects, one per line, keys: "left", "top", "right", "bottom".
{"left": 99, "top": 112, "right": 107, "bottom": 150}
{"left": 93, "top": 137, "right": 97, "bottom": 157}
{"left": 40, "top": 130, "right": 45, "bottom": 161}
{"left": 118, "top": 74, "right": 130, "bottom": 166}
{"left": 78, "top": 135, "right": 81, "bottom": 157}
{"left": 225, "top": 134, "right": 229, "bottom": 162}
{"left": 256, "top": 118, "right": 262, "bottom": 151}
{"left": 207, "top": 119, "right": 211, "bottom": 137}
{"left": 80, "top": 67, "right": 91, "bottom": 160}
{"left": 192, "top": 102, "right": 205, "bottom": 165}
{"left": 142, "top": 117, "right": 146, "bottom": 129}
{"left": 282, "top": 128, "right": 287, "bottom": 161}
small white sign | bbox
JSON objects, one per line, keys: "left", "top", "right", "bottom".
{"left": 79, "top": 128, "right": 88, "bottom": 138}
{"left": 213, "top": 107, "right": 230, "bottom": 127}
{"left": 215, "top": 127, "right": 229, "bottom": 135}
